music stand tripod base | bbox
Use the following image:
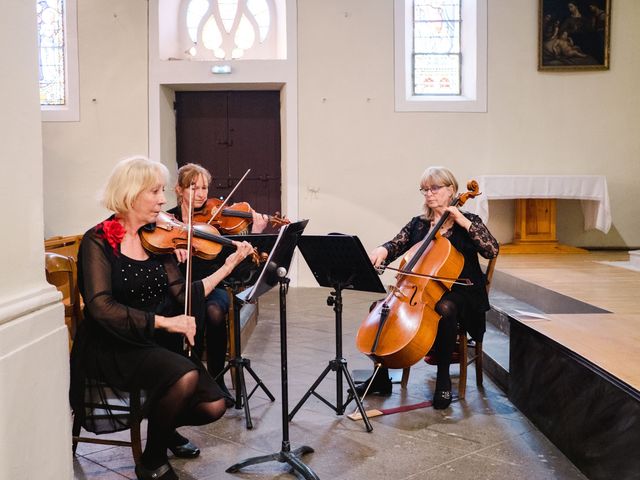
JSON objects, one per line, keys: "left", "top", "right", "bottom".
{"left": 209, "top": 234, "right": 279, "bottom": 429}
{"left": 216, "top": 283, "right": 275, "bottom": 430}
{"left": 288, "top": 234, "right": 386, "bottom": 433}
{"left": 226, "top": 444, "right": 318, "bottom": 480}
{"left": 288, "top": 287, "right": 373, "bottom": 432}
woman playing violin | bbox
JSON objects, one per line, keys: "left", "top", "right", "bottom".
{"left": 357, "top": 166, "right": 499, "bottom": 409}
{"left": 167, "top": 163, "right": 268, "bottom": 399}
{"left": 69, "top": 157, "right": 254, "bottom": 480}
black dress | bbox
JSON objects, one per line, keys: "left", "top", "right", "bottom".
{"left": 69, "top": 219, "right": 227, "bottom": 434}
{"left": 381, "top": 212, "right": 499, "bottom": 341}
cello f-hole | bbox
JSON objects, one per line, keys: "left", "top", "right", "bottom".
{"left": 408, "top": 285, "right": 419, "bottom": 306}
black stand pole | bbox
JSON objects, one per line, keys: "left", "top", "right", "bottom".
{"left": 287, "top": 234, "right": 386, "bottom": 433}
{"left": 227, "top": 273, "right": 319, "bottom": 479}
{"left": 288, "top": 282, "right": 373, "bottom": 432}
{"left": 215, "top": 283, "right": 275, "bottom": 430}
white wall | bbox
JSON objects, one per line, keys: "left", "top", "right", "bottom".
{"left": 296, "top": 0, "right": 640, "bottom": 286}
{"left": 41, "top": 1, "right": 640, "bottom": 286}
{"left": 0, "top": 1, "right": 72, "bottom": 478}
{"left": 42, "top": 0, "right": 149, "bottom": 236}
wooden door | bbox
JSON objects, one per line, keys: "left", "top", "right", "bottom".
{"left": 175, "top": 91, "right": 282, "bottom": 226}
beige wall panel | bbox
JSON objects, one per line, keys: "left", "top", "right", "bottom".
{"left": 1, "top": 0, "right": 73, "bottom": 477}
{"left": 296, "top": 0, "right": 640, "bottom": 282}
{"left": 42, "top": 0, "right": 149, "bottom": 237}
{"left": 40, "top": 1, "right": 640, "bottom": 285}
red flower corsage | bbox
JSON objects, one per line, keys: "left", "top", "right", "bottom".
{"left": 98, "top": 219, "right": 126, "bottom": 255}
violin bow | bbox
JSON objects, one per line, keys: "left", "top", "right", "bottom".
{"left": 183, "top": 182, "right": 196, "bottom": 357}
{"left": 206, "top": 169, "right": 251, "bottom": 225}
{"left": 376, "top": 265, "right": 473, "bottom": 286}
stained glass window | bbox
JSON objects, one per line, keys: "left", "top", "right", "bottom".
{"left": 413, "top": 0, "right": 461, "bottom": 96}
{"left": 38, "top": 0, "right": 66, "bottom": 106}
{"left": 185, "top": 0, "right": 274, "bottom": 60}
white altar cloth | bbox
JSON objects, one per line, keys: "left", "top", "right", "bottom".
{"left": 463, "top": 175, "right": 611, "bottom": 234}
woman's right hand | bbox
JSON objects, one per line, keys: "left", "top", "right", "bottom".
{"left": 155, "top": 314, "right": 196, "bottom": 346}
{"left": 369, "top": 246, "right": 388, "bottom": 268}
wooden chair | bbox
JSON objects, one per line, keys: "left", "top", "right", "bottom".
{"left": 400, "top": 254, "right": 499, "bottom": 400}
{"left": 71, "top": 386, "right": 143, "bottom": 465}
{"left": 45, "top": 252, "right": 82, "bottom": 351}
{"left": 44, "top": 234, "right": 83, "bottom": 260}
{"left": 51, "top": 251, "right": 143, "bottom": 465}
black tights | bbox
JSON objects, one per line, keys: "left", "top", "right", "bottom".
{"left": 433, "top": 298, "right": 458, "bottom": 390}
{"left": 142, "top": 370, "right": 226, "bottom": 469}
{"left": 371, "top": 298, "right": 458, "bottom": 391}
{"left": 205, "top": 303, "right": 228, "bottom": 382}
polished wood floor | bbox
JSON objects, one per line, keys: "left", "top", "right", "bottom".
{"left": 492, "top": 251, "right": 640, "bottom": 391}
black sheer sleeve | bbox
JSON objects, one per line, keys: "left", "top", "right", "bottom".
{"left": 381, "top": 216, "right": 429, "bottom": 264}
{"left": 464, "top": 213, "right": 499, "bottom": 259}
{"left": 78, "top": 229, "right": 155, "bottom": 344}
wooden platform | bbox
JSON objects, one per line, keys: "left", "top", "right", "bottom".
{"left": 492, "top": 251, "right": 640, "bottom": 389}
{"left": 485, "top": 251, "right": 640, "bottom": 480}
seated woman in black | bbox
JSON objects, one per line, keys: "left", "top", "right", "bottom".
{"left": 356, "top": 166, "right": 499, "bottom": 409}
{"left": 69, "top": 156, "right": 254, "bottom": 480}
{"left": 167, "top": 163, "right": 268, "bottom": 395}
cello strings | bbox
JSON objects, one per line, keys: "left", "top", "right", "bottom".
{"left": 379, "top": 265, "right": 473, "bottom": 286}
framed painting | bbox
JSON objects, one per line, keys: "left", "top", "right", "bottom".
{"left": 538, "top": 0, "right": 610, "bottom": 71}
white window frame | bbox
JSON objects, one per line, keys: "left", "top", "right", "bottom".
{"left": 394, "top": 0, "right": 487, "bottom": 113}
{"left": 41, "top": 0, "right": 80, "bottom": 122}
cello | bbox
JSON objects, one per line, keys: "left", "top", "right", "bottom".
{"left": 355, "top": 180, "right": 481, "bottom": 369}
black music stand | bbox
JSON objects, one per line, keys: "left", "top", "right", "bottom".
{"left": 288, "top": 234, "right": 386, "bottom": 432}
{"left": 227, "top": 220, "right": 320, "bottom": 480}
{"left": 213, "top": 234, "right": 279, "bottom": 429}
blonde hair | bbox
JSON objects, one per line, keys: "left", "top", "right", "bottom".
{"left": 419, "top": 166, "right": 459, "bottom": 220}
{"left": 102, "top": 156, "right": 169, "bottom": 214}
{"left": 175, "top": 163, "right": 212, "bottom": 204}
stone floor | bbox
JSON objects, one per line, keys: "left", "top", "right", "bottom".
{"left": 73, "top": 287, "right": 588, "bottom": 480}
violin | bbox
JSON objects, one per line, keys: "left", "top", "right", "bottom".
{"left": 140, "top": 211, "right": 263, "bottom": 264}
{"left": 193, "top": 198, "right": 290, "bottom": 234}
{"left": 355, "top": 180, "right": 481, "bottom": 369}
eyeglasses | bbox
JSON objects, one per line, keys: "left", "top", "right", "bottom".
{"left": 419, "top": 185, "right": 446, "bottom": 195}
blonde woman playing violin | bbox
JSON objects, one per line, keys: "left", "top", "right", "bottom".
{"left": 70, "top": 156, "right": 253, "bottom": 480}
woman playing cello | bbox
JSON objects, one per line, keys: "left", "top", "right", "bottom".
{"left": 355, "top": 166, "right": 499, "bottom": 409}
{"left": 70, "top": 156, "right": 254, "bottom": 480}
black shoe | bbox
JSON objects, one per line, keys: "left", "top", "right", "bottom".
{"left": 135, "top": 461, "right": 178, "bottom": 480}
{"left": 169, "top": 440, "right": 200, "bottom": 458}
{"left": 352, "top": 374, "right": 392, "bottom": 397}
{"left": 168, "top": 431, "right": 200, "bottom": 459}
{"left": 433, "top": 390, "right": 452, "bottom": 409}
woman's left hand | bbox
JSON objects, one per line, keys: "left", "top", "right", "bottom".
{"left": 224, "top": 241, "right": 254, "bottom": 270}
{"left": 250, "top": 210, "right": 269, "bottom": 233}
{"left": 174, "top": 248, "right": 188, "bottom": 263}
{"left": 445, "top": 207, "right": 472, "bottom": 230}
